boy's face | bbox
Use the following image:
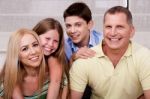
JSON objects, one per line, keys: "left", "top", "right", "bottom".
{"left": 65, "top": 16, "right": 92, "bottom": 46}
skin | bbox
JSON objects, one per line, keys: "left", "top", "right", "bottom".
{"left": 19, "top": 34, "right": 42, "bottom": 70}
{"left": 39, "top": 29, "right": 62, "bottom": 99}
{"left": 65, "top": 16, "right": 95, "bottom": 61}
{"left": 39, "top": 30, "right": 59, "bottom": 56}
{"left": 12, "top": 30, "right": 62, "bottom": 99}
{"left": 12, "top": 33, "right": 43, "bottom": 99}
{"left": 103, "top": 12, "right": 135, "bottom": 66}
{"left": 70, "top": 13, "right": 150, "bottom": 99}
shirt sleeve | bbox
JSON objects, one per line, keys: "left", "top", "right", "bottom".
{"left": 70, "top": 59, "right": 88, "bottom": 92}
{"left": 139, "top": 50, "right": 150, "bottom": 90}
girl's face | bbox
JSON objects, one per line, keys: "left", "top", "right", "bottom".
{"left": 39, "top": 29, "right": 59, "bottom": 56}
{"left": 19, "top": 34, "right": 43, "bottom": 68}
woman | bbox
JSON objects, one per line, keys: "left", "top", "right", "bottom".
{"left": 32, "top": 18, "right": 70, "bottom": 99}
{"left": 0, "top": 28, "right": 47, "bottom": 99}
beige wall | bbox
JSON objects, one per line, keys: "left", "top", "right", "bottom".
{"left": 0, "top": 0, "right": 150, "bottom": 67}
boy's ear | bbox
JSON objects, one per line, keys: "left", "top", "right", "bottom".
{"left": 88, "top": 20, "right": 94, "bottom": 29}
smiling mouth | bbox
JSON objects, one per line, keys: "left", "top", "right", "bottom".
{"left": 71, "top": 34, "right": 79, "bottom": 40}
{"left": 30, "top": 56, "right": 39, "bottom": 61}
{"left": 109, "top": 38, "right": 121, "bottom": 41}
{"left": 44, "top": 47, "right": 55, "bottom": 52}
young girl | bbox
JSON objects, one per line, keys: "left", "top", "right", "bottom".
{"left": 33, "top": 18, "right": 70, "bottom": 99}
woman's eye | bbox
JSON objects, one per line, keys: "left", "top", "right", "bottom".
{"left": 21, "top": 47, "right": 28, "bottom": 51}
{"left": 33, "top": 43, "right": 39, "bottom": 47}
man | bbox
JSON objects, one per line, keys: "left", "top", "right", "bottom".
{"left": 70, "top": 6, "right": 150, "bottom": 99}
{"left": 63, "top": 2, "right": 103, "bottom": 99}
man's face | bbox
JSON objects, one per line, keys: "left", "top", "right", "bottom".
{"left": 103, "top": 13, "right": 135, "bottom": 51}
{"left": 65, "top": 16, "right": 92, "bottom": 46}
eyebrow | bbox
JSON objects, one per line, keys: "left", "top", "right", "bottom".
{"left": 20, "top": 40, "right": 38, "bottom": 48}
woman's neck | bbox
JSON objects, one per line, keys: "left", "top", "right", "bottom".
{"left": 24, "top": 66, "right": 39, "bottom": 77}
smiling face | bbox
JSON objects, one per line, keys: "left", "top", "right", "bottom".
{"left": 39, "top": 29, "right": 59, "bottom": 56}
{"left": 103, "top": 12, "right": 135, "bottom": 51}
{"left": 65, "top": 16, "right": 92, "bottom": 47}
{"left": 19, "top": 33, "right": 43, "bottom": 68}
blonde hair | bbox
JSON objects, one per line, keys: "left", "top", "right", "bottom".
{"left": 1, "top": 28, "right": 46, "bottom": 98}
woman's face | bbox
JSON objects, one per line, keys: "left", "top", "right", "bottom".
{"left": 19, "top": 34, "right": 43, "bottom": 68}
{"left": 39, "top": 29, "right": 59, "bottom": 56}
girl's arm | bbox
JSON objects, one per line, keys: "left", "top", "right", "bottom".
{"left": 61, "top": 86, "right": 69, "bottom": 99}
{"left": 47, "top": 56, "right": 62, "bottom": 99}
{"left": 12, "top": 85, "right": 24, "bottom": 99}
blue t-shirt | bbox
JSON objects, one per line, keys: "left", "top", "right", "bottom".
{"left": 65, "top": 30, "right": 103, "bottom": 60}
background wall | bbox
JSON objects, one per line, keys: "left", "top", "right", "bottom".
{"left": 0, "top": 0, "right": 150, "bottom": 69}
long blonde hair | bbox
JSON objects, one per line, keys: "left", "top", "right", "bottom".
{"left": 1, "top": 28, "right": 46, "bottom": 98}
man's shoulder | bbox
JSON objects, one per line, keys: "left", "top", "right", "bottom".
{"left": 132, "top": 42, "right": 150, "bottom": 62}
{"left": 132, "top": 42, "right": 150, "bottom": 55}
{"left": 91, "top": 43, "right": 102, "bottom": 52}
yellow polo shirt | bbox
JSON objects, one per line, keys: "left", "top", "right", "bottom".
{"left": 70, "top": 42, "right": 150, "bottom": 99}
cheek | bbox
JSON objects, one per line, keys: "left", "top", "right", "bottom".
{"left": 55, "top": 43, "right": 59, "bottom": 49}
{"left": 19, "top": 53, "right": 27, "bottom": 63}
{"left": 40, "top": 38, "right": 46, "bottom": 45}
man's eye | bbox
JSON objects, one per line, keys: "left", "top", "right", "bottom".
{"left": 76, "top": 23, "right": 81, "bottom": 27}
{"left": 117, "top": 25, "right": 124, "bottom": 29}
{"left": 66, "top": 24, "right": 71, "bottom": 28}
{"left": 105, "top": 26, "right": 111, "bottom": 29}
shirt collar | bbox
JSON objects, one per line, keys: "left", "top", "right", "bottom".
{"left": 88, "top": 31, "right": 96, "bottom": 48}
{"left": 67, "top": 30, "right": 96, "bottom": 52}
{"left": 94, "top": 41, "right": 132, "bottom": 58}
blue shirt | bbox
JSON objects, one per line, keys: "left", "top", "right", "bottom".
{"left": 65, "top": 30, "right": 103, "bottom": 60}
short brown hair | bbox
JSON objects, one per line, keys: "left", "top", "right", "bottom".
{"left": 103, "top": 6, "right": 133, "bottom": 25}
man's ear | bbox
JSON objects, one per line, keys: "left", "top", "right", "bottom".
{"left": 130, "top": 25, "right": 135, "bottom": 38}
{"left": 88, "top": 20, "right": 94, "bottom": 30}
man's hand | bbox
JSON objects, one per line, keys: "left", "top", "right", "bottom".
{"left": 72, "top": 46, "right": 96, "bottom": 60}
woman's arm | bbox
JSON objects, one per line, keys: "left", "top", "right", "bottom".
{"left": 47, "top": 56, "right": 62, "bottom": 99}
{"left": 12, "top": 85, "right": 24, "bottom": 99}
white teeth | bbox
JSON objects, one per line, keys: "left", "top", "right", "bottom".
{"left": 110, "top": 38, "right": 119, "bottom": 41}
{"left": 30, "top": 56, "right": 38, "bottom": 61}
{"left": 44, "top": 47, "right": 51, "bottom": 51}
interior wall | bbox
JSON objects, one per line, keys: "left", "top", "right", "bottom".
{"left": 0, "top": 0, "right": 150, "bottom": 68}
